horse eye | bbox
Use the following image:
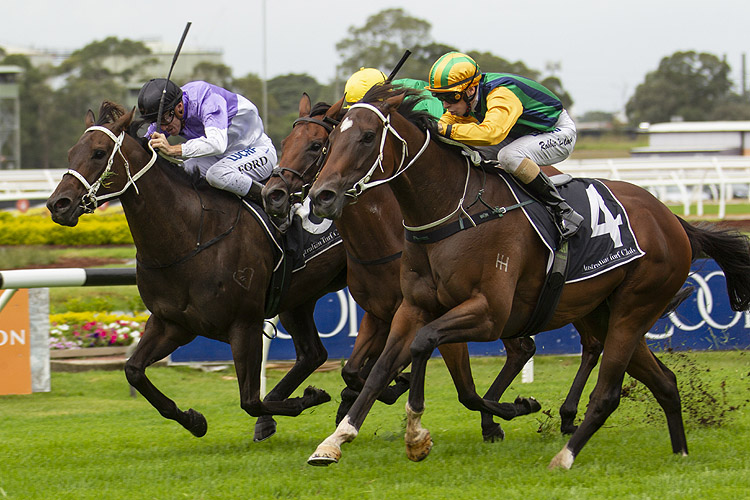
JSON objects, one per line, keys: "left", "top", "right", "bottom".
{"left": 309, "top": 141, "right": 323, "bottom": 152}
{"left": 361, "top": 131, "right": 376, "bottom": 144}
{"left": 92, "top": 149, "right": 107, "bottom": 160}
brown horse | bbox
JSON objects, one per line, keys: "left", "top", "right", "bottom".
{"left": 46, "top": 101, "right": 347, "bottom": 442}
{"left": 307, "top": 85, "right": 750, "bottom": 469}
{"left": 263, "top": 94, "right": 602, "bottom": 446}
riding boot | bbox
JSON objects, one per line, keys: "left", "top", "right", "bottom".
{"left": 524, "top": 171, "right": 584, "bottom": 239}
{"left": 242, "top": 180, "right": 265, "bottom": 205}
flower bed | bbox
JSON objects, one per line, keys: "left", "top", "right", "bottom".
{"left": 49, "top": 312, "right": 149, "bottom": 350}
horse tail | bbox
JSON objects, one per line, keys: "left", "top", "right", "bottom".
{"left": 677, "top": 216, "right": 750, "bottom": 311}
{"left": 661, "top": 285, "right": 694, "bottom": 318}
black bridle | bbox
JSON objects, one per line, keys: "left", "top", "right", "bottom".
{"left": 270, "top": 115, "right": 339, "bottom": 202}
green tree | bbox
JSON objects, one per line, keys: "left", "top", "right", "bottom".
{"left": 1, "top": 54, "right": 56, "bottom": 169}
{"left": 625, "top": 51, "right": 736, "bottom": 124}
{"left": 231, "top": 73, "right": 265, "bottom": 104}
{"left": 190, "top": 62, "right": 234, "bottom": 89}
{"left": 336, "top": 8, "right": 432, "bottom": 81}
{"left": 5, "top": 38, "right": 144, "bottom": 168}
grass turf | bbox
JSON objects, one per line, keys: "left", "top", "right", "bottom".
{"left": 0, "top": 352, "right": 748, "bottom": 499}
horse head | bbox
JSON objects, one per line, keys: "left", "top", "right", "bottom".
{"left": 310, "top": 87, "right": 415, "bottom": 220}
{"left": 47, "top": 101, "right": 145, "bottom": 226}
{"left": 262, "top": 94, "right": 343, "bottom": 218}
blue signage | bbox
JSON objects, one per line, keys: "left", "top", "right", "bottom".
{"left": 171, "top": 259, "right": 749, "bottom": 363}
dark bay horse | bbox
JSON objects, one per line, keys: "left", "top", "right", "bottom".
{"left": 263, "top": 94, "right": 602, "bottom": 451}
{"left": 307, "top": 85, "right": 750, "bottom": 469}
{"left": 46, "top": 102, "right": 347, "bottom": 441}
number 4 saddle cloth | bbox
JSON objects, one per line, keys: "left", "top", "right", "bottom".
{"left": 500, "top": 172, "right": 645, "bottom": 283}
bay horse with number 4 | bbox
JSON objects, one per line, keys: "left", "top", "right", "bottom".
{"left": 46, "top": 101, "right": 348, "bottom": 442}
{"left": 307, "top": 85, "right": 750, "bottom": 469}
{"left": 263, "top": 93, "right": 604, "bottom": 443}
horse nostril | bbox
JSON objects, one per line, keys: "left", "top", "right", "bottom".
{"left": 268, "top": 189, "right": 286, "bottom": 204}
{"left": 316, "top": 190, "right": 335, "bottom": 204}
{"left": 50, "top": 198, "right": 72, "bottom": 212}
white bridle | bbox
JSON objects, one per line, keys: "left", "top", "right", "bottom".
{"left": 64, "top": 125, "right": 158, "bottom": 213}
{"left": 344, "top": 103, "right": 473, "bottom": 232}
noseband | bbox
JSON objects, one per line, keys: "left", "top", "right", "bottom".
{"left": 65, "top": 125, "right": 157, "bottom": 213}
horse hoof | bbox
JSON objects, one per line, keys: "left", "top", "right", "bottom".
{"left": 307, "top": 444, "right": 341, "bottom": 466}
{"left": 548, "top": 447, "right": 575, "bottom": 470}
{"left": 186, "top": 408, "right": 208, "bottom": 437}
{"left": 304, "top": 386, "right": 332, "bottom": 406}
{"left": 560, "top": 423, "right": 578, "bottom": 435}
{"left": 253, "top": 416, "right": 277, "bottom": 442}
{"left": 405, "top": 429, "right": 433, "bottom": 462}
{"left": 515, "top": 396, "right": 542, "bottom": 414}
{"left": 482, "top": 423, "right": 505, "bottom": 443}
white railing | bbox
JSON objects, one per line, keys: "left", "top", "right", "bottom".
{"left": 3, "top": 157, "right": 750, "bottom": 217}
{"left": 557, "top": 156, "right": 750, "bottom": 218}
{"left": 0, "top": 169, "right": 66, "bottom": 202}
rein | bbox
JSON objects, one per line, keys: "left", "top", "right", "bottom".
{"left": 69, "top": 124, "right": 242, "bottom": 270}
{"left": 65, "top": 125, "right": 158, "bottom": 213}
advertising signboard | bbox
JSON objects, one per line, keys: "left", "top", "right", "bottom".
{"left": 171, "top": 259, "right": 749, "bottom": 363}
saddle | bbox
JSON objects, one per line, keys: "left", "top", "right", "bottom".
{"left": 242, "top": 198, "right": 342, "bottom": 318}
{"left": 405, "top": 161, "right": 644, "bottom": 336}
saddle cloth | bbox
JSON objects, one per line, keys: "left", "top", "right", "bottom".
{"left": 498, "top": 172, "right": 645, "bottom": 283}
{"left": 243, "top": 197, "right": 342, "bottom": 273}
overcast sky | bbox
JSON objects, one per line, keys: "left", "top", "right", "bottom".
{"left": 3, "top": 0, "right": 749, "bottom": 116}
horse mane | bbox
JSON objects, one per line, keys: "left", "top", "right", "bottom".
{"left": 96, "top": 101, "right": 127, "bottom": 125}
{"left": 360, "top": 83, "right": 438, "bottom": 134}
{"left": 310, "top": 102, "right": 332, "bottom": 117}
{"left": 91, "top": 100, "right": 206, "bottom": 189}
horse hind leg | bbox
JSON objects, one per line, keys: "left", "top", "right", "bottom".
{"left": 251, "top": 305, "right": 331, "bottom": 442}
{"left": 124, "top": 316, "right": 207, "bottom": 437}
{"left": 626, "top": 340, "right": 688, "bottom": 456}
{"left": 479, "top": 336, "right": 538, "bottom": 442}
{"left": 560, "top": 318, "right": 605, "bottom": 435}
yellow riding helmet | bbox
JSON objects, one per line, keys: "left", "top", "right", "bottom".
{"left": 425, "top": 52, "right": 481, "bottom": 94}
{"left": 344, "top": 67, "right": 387, "bottom": 108}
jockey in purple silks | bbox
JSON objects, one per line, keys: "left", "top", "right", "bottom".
{"left": 138, "top": 78, "right": 276, "bottom": 203}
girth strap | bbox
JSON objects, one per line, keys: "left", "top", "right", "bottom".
{"left": 404, "top": 200, "right": 533, "bottom": 244}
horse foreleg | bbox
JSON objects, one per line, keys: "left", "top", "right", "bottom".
{"left": 337, "top": 312, "right": 388, "bottom": 423}
{"left": 308, "top": 310, "right": 417, "bottom": 466}
{"left": 407, "top": 296, "right": 541, "bottom": 461}
{"left": 124, "top": 316, "right": 206, "bottom": 437}
{"left": 479, "top": 336, "right": 537, "bottom": 442}
{"left": 560, "top": 321, "right": 604, "bottom": 434}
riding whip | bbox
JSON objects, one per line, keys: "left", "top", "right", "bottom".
{"left": 386, "top": 49, "right": 412, "bottom": 82}
{"left": 156, "top": 21, "right": 192, "bottom": 131}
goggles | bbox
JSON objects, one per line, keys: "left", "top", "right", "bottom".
{"left": 431, "top": 91, "right": 464, "bottom": 104}
{"left": 157, "top": 109, "right": 176, "bottom": 127}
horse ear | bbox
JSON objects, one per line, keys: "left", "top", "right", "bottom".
{"left": 299, "top": 93, "right": 312, "bottom": 117}
{"left": 85, "top": 110, "right": 96, "bottom": 128}
{"left": 112, "top": 107, "right": 135, "bottom": 135}
{"left": 328, "top": 97, "right": 344, "bottom": 120}
{"left": 384, "top": 93, "right": 405, "bottom": 112}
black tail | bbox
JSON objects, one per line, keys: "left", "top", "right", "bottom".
{"left": 677, "top": 216, "right": 750, "bottom": 311}
{"left": 661, "top": 285, "right": 694, "bottom": 318}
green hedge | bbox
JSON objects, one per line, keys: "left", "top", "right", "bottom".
{"left": 0, "top": 210, "right": 133, "bottom": 245}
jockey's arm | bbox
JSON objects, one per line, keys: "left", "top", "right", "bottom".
{"left": 438, "top": 87, "right": 523, "bottom": 146}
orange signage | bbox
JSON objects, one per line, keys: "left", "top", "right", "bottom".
{"left": 0, "top": 289, "right": 32, "bottom": 395}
